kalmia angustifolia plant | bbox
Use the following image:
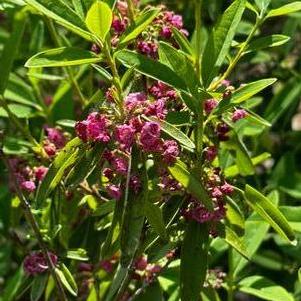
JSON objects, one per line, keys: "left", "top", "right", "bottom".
{"left": 1, "top": 0, "right": 301, "bottom": 300}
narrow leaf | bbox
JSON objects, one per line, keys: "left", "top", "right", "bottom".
{"left": 55, "top": 265, "right": 78, "bottom": 297}
{"left": 247, "top": 35, "right": 290, "bottom": 52}
{"left": 267, "top": 2, "right": 301, "bottom": 18}
{"left": 25, "top": 47, "right": 102, "bottom": 68}
{"left": 31, "top": 274, "right": 48, "bottom": 301}
{"left": 168, "top": 160, "right": 212, "bottom": 210}
{"left": 244, "top": 185, "right": 296, "bottom": 244}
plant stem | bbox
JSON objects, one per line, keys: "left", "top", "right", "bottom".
{"left": 194, "top": 0, "right": 202, "bottom": 80}
{"left": 227, "top": 247, "right": 234, "bottom": 301}
{"left": 126, "top": 0, "right": 136, "bottom": 23}
{"left": 210, "top": 17, "right": 263, "bottom": 91}
{"left": 1, "top": 152, "right": 68, "bottom": 301}
{"left": 45, "top": 18, "right": 87, "bottom": 106}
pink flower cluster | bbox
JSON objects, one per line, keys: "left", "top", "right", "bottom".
{"left": 75, "top": 112, "right": 111, "bottom": 143}
{"left": 43, "top": 127, "right": 67, "bottom": 157}
{"left": 9, "top": 158, "right": 48, "bottom": 193}
{"left": 182, "top": 168, "right": 233, "bottom": 225}
{"left": 23, "top": 251, "right": 57, "bottom": 276}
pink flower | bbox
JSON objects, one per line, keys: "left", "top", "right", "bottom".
{"left": 45, "top": 127, "right": 66, "bottom": 149}
{"left": 144, "top": 98, "right": 167, "bottom": 119}
{"left": 211, "top": 187, "right": 223, "bottom": 199}
{"left": 134, "top": 256, "right": 148, "bottom": 271}
{"left": 111, "top": 156, "right": 128, "bottom": 175}
{"left": 160, "top": 26, "right": 172, "bottom": 38}
{"left": 232, "top": 109, "right": 247, "bottom": 122}
{"left": 76, "top": 113, "right": 110, "bottom": 143}
{"left": 112, "top": 17, "right": 127, "bottom": 34}
{"left": 137, "top": 41, "right": 158, "bottom": 58}
{"left": 106, "top": 184, "right": 122, "bottom": 200}
{"left": 100, "top": 260, "right": 113, "bottom": 273}
{"left": 204, "top": 99, "right": 218, "bottom": 114}
{"left": 24, "top": 251, "right": 57, "bottom": 276}
{"left": 140, "top": 122, "right": 162, "bottom": 152}
{"left": 162, "top": 140, "right": 179, "bottom": 165}
{"left": 171, "top": 14, "right": 183, "bottom": 29}
{"left": 34, "top": 166, "right": 48, "bottom": 182}
{"left": 149, "top": 82, "right": 176, "bottom": 100}
{"left": 103, "top": 168, "right": 114, "bottom": 180}
{"left": 44, "top": 141, "right": 57, "bottom": 156}
{"left": 21, "top": 181, "right": 36, "bottom": 193}
{"left": 115, "top": 124, "right": 136, "bottom": 150}
{"left": 91, "top": 44, "right": 100, "bottom": 54}
{"left": 125, "top": 92, "right": 147, "bottom": 111}
{"left": 205, "top": 146, "right": 218, "bottom": 162}
{"left": 220, "top": 183, "right": 234, "bottom": 195}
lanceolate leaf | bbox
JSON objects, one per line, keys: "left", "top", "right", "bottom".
{"left": 246, "top": 35, "right": 290, "bottom": 52}
{"left": 172, "top": 28, "right": 194, "bottom": 57}
{"left": 144, "top": 116, "right": 195, "bottom": 150}
{"left": 55, "top": 265, "right": 78, "bottom": 297}
{"left": 0, "top": 9, "right": 26, "bottom": 95}
{"left": 31, "top": 274, "right": 48, "bottom": 301}
{"left": 216, "top": 78, "right": 276, "bottom": 114}
{"left": 180, "top": 221, "right": 209, "bottom": 301}
{"left": 168, "top": 160, "right": 212, "bottom": 210}
{"left": 119, "top": 8, "right": 160, "bottom": 45}
{"left": 266, "top": 2, "right": 301, "bottom": 18}
{"left": 145, "top": 201, "right": 168, "bottom": 241}
{"left": 244, "top": 185, "right": 296, "bottom": 244}
{"left": 24, "top": 0, "right": 91, "bottom": 40}
{"left": 116, "top": 50, "right": 187, "bottom": 91}
{"left": 25, "top": 47, "right": 102, "bottom": 68}
{"left": 239, "top": 276, "right": 294, "bottom": 301}
{"left": 85, "top": 1, "right": 112, "bottom": 42}
{"left": 35, "top": 137, "right": 83, "bottom": 206}
{"left": 202, "top": 0, "right": 246, "bottom": 86}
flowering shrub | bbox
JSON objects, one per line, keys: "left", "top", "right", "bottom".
{"left": 1, "top": 0, "right": 301, "bottom": 300}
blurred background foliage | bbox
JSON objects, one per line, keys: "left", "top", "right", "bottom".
{"left": 1, "top": 0, "right": 301, "bottom": 300}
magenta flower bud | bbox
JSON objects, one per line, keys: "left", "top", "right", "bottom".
{"left": 103, "top": 168, "right": 114, "bottom": 180}
{"left": 111, "top": 156, "right": 128, "bottom": 175}
{"left": 205, "top": 146, "right": 218, "bottom": 162}
{"left": 75, "top": 120, "right": 88, "bottom": 142}
{"left": 100, "top": 260, "right": 113, "bottom": 273}
{"left": 91, "top": 43, "right": 100, "bottom": 54}
{"left": 34, "top": 166, "right": 48, "bottom": 182}
{"left": 232, "top": 109, "right": 247, "bottom": 122}
{"left": 44, "top": 95, "right": 53, "bottom": 106}
{"left": 125, "top": 92, "right": 147, "bottom": 111}
{"left": 221, "top": 79, "right": 231, "bottom": 87}
{"left": 115, "top": 124, "right": 136, "bottom": 150}
{"left": 144, "top": 98, "right": 167, "bottom": 119}
{"left": 204, "top": 99, "right": 218, "bottom": 114}
{"left": 45, "top": 127, "right": 66, "bottom": 149}
{"left": 78, "top": 262, "right": 93, "bottom": 272}
{"left": 43, "top": 142, "right": 57, "bottom": 157}
{"left": 160, "top": 26, "right": 172, "bottom": 38}
{"left": 134, "top": 256, "right": 148, "bottom": 271}
{"left": 106, "top": 184, "right": 122, "bottom": 200}
{"left": 211, "top": 187, "right": 223, "bottom": 199}
{"left": 23, "top": 251, "right": 57, "bottom": 276}
{"left": 140, "top": 122, "right": 162, "bottom": 152}
{"left": 220, "top": 183, "right": 234, "bottom": 195}
{"left": 86, "top": 113, "right": 111, "bottom": 143}
{"left": 112, "top": 18, "right": 127, "bottom": 34}
{"left": 21, "top": 180, "right": 36, "bottom": 193}
{"left": 171, "top": 14, "right": 183, "bottom": 29}
{"left": 162, "top": 140, "right": 179, "bottom": 165}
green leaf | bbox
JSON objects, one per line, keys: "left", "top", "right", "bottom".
{"left": 244, "top": 185, "right": 296, "bottom": 244}
{"left": 180, "top": 221, "right": 209, "bottom": 301}
{"left": 25, "top": 47, "right": 102, "bottom": 68}
{"left": 144, "top": 116, "right": 195, "bottom": 150}
{"left": 233, "top": 191, "right": 278, "bottom": 277}
{"left": 0, "top": 104, "right": 34, "bottom": 118}
{"left": 66, "top": 144, "right": 104, "bottom": 187}
{"left": 93, "top": 201, "right": 116, "bottom": 216}
{"left": 264, "top": 77, "right": 301, "bottom": 123}
{"left": 25, "top": 0, "right": 91, "bottom": 40}
{"left": 31, "top": 274, "right": 48, "bottom": 301}
{"left": 239, "top": 276, "right": 294, "bottom": 301}
{"left": 216, "top": 78, "right": 276, "bottom": 114}
{"left": 119, "top": 8, "right": 159, "bottom": 45}
{"left": 172, "top": 27, "right": 194, "bottom": 57}
{"left": 247, "top": 35, "right": 290, "bottom": 52}
{"left": 66, "top": 248, "right": 89, "bottom": 261}
{"left": 225, "top": 152, "right": 271, "bottom": 178}
{"left": 55, "top": 264, "right": 78, "bottom": 296}
{"left": 92, "top": 64, "right": 113, "bottom": 81}
{"left": 145, "top": 201, "right": 168, "bottom": 241}
{"left": 224, "top": 226, "right": 250, "bottom": 259}
{"left": 266, "top": 2, "right": 301, "bottom": 18}
{"left": 35, "top": 137, "right": 83, "bottom": 206}
{"left": 85, "top": 1, "right": 112, "bottom": 42}
{"left": 105, "top": 265, "right": 128, "bottom": 301}
{"left": 132, "top": 282, "right": 163, "bottom": 301}
{"left": 116, "top": 50, "right": 187, "bottom": 91}
{"left": 168, "top": 160, "right": 212, "bottom": 210}
{"left": 201, "top": 0, "right": 246, "bottom": 86}
{"left": 0, "top": 9, "right": 26, "bottom": 95}
{"left": 255, "top": 0, "right": 270, "bottom": 11}
{"left": 2, "top": 267, "right": 25, "bottom": 301}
